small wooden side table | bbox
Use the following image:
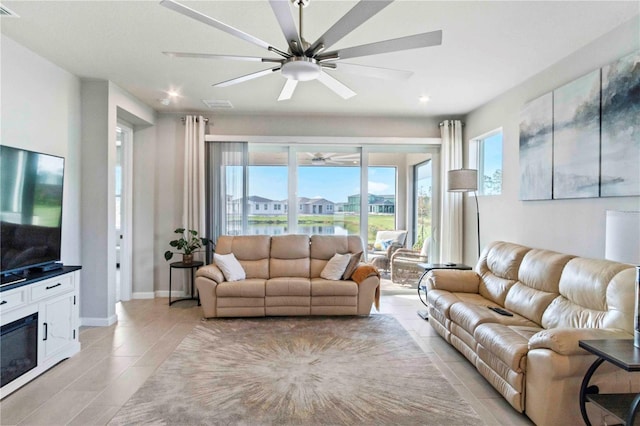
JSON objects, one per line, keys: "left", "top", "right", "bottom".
{"left": 416, "top": 263, "right": 472, "bottom": 320}
{"left": 169, "top": 261, "right": 204, "bottom": 306}
{"left": 579, "top": 339, "right": 640, "bottom": 425}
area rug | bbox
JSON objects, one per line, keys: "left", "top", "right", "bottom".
{"left": 109, "top": 315, "right": 482, "bottom": 425}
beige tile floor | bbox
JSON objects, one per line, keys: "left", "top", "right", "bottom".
{"left": 0, "top": 279, "right": 533, "bottom": 426}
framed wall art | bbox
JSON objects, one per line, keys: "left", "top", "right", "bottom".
{"left": 552, "top": 70, "right": 601, "bottom": 199}
{"left": 600, "top": 50, "right": 640, "bottom": 197}
{"left": 519, "top": 92, "right": 553, "bottom": 200}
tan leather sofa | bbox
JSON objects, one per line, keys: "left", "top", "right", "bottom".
{"left": 196, "top": 234, "right": 380, "bottom": 318}
{"left": 426, "top": 241, "right": 638, "bottom": 426}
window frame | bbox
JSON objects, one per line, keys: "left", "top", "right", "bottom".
{"left": 469, "top": 128, "right": 503, "bottom": 196}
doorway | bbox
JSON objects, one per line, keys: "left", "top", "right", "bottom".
{"left": 115, "top": 123, "right": 133, "bottom": 301}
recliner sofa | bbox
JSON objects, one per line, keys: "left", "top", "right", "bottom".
{"left": 196, "top": 234, "right": 380, "bottom": 318}
{"left": 426, "top": 241, "right": 638, "bottom": 425}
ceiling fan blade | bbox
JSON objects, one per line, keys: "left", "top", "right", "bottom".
{"left": 269, "top": 0, "right": 303, "bottom": 55}
{"left": 306, "top": 0, "right": 393, "bottom": 56}
{"left": 163, "top": 52, "right": 283, "bottom": 63}
{"left": 317, "top": 30, "right": 443, "bottom": 61}
{"left": 213, "top": 67, "right": 280, "bottom": 88}
{"left": 160, "top": 0, "right": 273, "bottom": 52}
{"left": 278, "top": 79, "right": 298, "bottom": 101}
{"left": 317, "top": 72, "right": 356, "bottom": 99}
{"left": 326, "top": 62, "right": 413, "bottom": 80}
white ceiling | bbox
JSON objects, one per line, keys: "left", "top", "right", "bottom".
{"left": 1, "top": 1, "right": 638, "bottom": 118}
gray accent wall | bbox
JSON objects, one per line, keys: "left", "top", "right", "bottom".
{"left": 463, "top": 16, "right": 640, "bottom": 264}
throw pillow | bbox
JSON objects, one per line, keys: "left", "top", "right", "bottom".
{"left": 320, "top": 253, "right": 351, "bottom": 281}
{"left": 342, "top": 251, "right": 363, "bottom": 280}
{"left": 373, "top": 239, "right": 394, "bottom": 251}
{"left": 214, "top": 253, "right": 246, "bottom": 282}
{"left": 380, "top": 239, "right": 394, "bottom": 250}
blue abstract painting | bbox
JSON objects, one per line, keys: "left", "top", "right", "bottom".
{"left": 601, "top": 50, "right": 640, "bottom": 197}
{"left": 519, "top": 92, "right": 553, "bottom": 200}
{"left": 552, "top": 70, "right": 601, "bottom": 199}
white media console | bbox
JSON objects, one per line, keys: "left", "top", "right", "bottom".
{"left": 0, "top": 267, "right": 81, "bottom": 399}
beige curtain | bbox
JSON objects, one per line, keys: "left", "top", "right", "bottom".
{"left": 183, "top": 115, "right": 206, "bottom": 262}
{"left": 439, "top": 120, "right": 464, "bottom": 262}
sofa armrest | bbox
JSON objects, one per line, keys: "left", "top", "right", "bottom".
{"left": 529, "top": 328, "right": 633, "bottom": 356}
{"left": 196, "top": 263, "right": 224, "bottom": 283}
{"left": 425, "top": 269, "right": 480, "bottom": 293}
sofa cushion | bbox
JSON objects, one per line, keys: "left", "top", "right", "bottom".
{"left": 311, "top": 278, "right": 358, "bottom": 296}
{"left": 269, "top": 235, "right": 310, "bottom": 278}
{"left": 542, "top": 260, "right": 635, "bottom": 332}
{"left": 266, "top": 277, "right": 310, "bottom": 296}
{"left": 502, "top": 249, "right": 574, "bottom": 324}
{"left": 475, "top": 324, "right": 541, "bottom": 372}
{"left": 449, "top": 303, "right": 539, "bottom": 336}
{"left": 216, "top": 235, "right": 270, "bottom": 279}
{"left": 217, "top": 279, "right": 266, "bottom": 297}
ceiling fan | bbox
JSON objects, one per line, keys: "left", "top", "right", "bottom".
{"left": 308, "top": 152, "right": 359, "bottom": 165}
{"left": 160, "top": 0, "right": 442, "bottom": 101}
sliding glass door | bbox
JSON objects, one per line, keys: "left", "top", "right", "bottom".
{"left": 207, "top": 142, "right": 438, "bottom": 252}
{"left": 296, "top": 148, "right": 361, "bottom": 237}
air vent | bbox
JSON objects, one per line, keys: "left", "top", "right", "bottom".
{"left": 0, "top": 4, "right": 19, "bottom": 17}
{"left": 202, "top": 99, "right": 233, "bottom": 109}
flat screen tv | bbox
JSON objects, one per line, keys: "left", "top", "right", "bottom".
{"left": 0, "top": 146, "right": 64, "bottom": 279}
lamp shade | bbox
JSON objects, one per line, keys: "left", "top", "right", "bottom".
{"left": 605, "top": 210, "right": 640, "bottom": 264}
{"left": 448, "top": 169, "right": 478, "bottom": 192}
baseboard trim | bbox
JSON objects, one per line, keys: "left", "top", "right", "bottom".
{"left": 155, "top": 290, "right": 187, "bottom": 298}
{"left": 132, "top": 292, "right": 155, "bottom": 299}
{"left": 80, "top": 314, "right": 117, "bottom": 327}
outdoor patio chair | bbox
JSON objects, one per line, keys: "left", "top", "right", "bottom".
{"left": 390, "top": 238, "right": 430, "bottom": 284}
{"left": 367, "top": 230, "right": 407, "bottom": 273}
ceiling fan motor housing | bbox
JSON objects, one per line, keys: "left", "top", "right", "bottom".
{"left": 281, "top": 57, "right": 321, "bottom": 81}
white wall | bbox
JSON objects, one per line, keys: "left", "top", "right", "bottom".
{"left": 1, "top": 35, "right": 82, "bottom": 268}
{"left": 463, "top": 16, "right": 640, "bottom": 263}
{"left": 80, "top": 81, "right": 155, "bottom": 325}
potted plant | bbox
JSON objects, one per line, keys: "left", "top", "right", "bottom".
{"left": 164, "top": 228, "right": 213, "bottom": 264}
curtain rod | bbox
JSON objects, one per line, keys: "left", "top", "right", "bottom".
{"left": 181, "top": 116, "right": 209, "bottom": 123}
{"left": 439, "top": 121, "right": 465, "bottom": 127}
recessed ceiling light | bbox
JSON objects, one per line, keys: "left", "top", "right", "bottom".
{"left": 159, "top": 98, "right": 170, "bottom": 106}
{"left": 419, "top": 95, "right": 430, "bottom": 103}
{"left": 167, "top": 90, "right": 179, "bottom": 97}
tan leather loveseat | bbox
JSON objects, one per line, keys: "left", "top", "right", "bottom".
{"left": 426, "top": 241, "right": 638, "bottom": 425}
{"left": 196, "top": 234, "right": 380, "bottom": 318}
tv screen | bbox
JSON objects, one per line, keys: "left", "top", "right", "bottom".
{"left": 0, "top": 146, "right": 64, "bottom": 276}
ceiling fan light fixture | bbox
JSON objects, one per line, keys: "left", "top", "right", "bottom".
{"left": 281, "top": 57, "right": 320, "bottom": 81}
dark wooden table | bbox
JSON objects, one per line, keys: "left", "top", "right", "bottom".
{"left": 579, "top": 339, "right": 640, "bottom": 425}
{"left": 169, "top": 261, "right": 204, "bottom": 306}
{"left": 416, "top": 263, "right": 472, "bottom": 320}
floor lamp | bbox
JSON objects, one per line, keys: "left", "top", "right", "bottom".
{"left": 448, "top": 169, "right": 480, "bottom": 258}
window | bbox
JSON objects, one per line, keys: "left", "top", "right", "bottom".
{"left": 255, "top": 204, "right": 259, "bottom": 210}
{"left": 366, "top": 166, "right": 397, "bottom": 247}
{"left": 471, "top": 129, "right": 503, "bottom": 196}
{"left": 264, "top": 203, "right": 268, "bottom": 210}
{"left": 413, "top": 160, "right": 432, "bottom": 251}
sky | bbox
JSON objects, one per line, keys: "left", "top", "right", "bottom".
{"left": 483, "top": 133, "right": 503, "bottom": 177}
{"left": 248, "top": 166, "right": 397, "bottom": 203}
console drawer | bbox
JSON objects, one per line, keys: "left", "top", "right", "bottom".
{"left": 30, "top": 275, "right": 74, "bottom": 302}
{"left": 0, "top": 287, "right": 27, "bottom": 314}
